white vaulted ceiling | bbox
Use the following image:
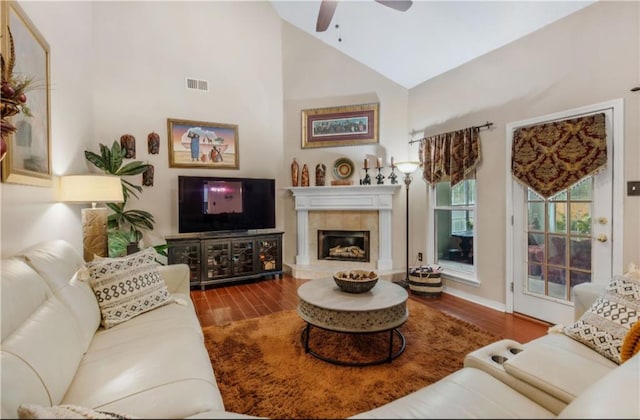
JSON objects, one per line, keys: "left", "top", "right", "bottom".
{"left": 269, "top": 0, "right": 595, "bottom": 89}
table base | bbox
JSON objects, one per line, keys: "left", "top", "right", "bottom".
{"left": 301, "top": 323, "right": 406, "bottom": 367}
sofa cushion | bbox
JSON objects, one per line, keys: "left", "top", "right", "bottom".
{"left": 62, "top": 327, "right": 224, "bottom": 418}
{"left": 1, "top": 259, "right": 89, "bottom": 418}
{"left": 558, "top": 352, "right": 640, "bottom": 418}
{"left": 16, "top": 239, "right": 85, "bottom": 293}
{"left": 563, "top": 275, "right": 640, "bottom": 364}
{"left": 349, "top": 367, "right": 555, "bottom": 419}
{"left": 17, "top": 403, "right": 134, "bottom": 419}
{"left": 85, "top": 248, "right": 173, "bottom": 329}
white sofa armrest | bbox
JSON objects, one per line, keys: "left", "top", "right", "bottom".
{"left": 157, "top": 264, "right": 190, "bottom": 295}
{"left": 572, "top": 282, "right": 606, "bottom": 321}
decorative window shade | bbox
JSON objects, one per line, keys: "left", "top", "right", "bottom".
{"left": 419, "top": 127, "right": 481, "bottom": 187}
{"left": 511, "top": 113, "right": 606, "bottom": 198}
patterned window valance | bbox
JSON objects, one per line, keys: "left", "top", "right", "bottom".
{"left": 418, "top": 127, "right": 481, "bottom": 187}
{"left": 511, "top": 113, "right": 606, "bottom": 198}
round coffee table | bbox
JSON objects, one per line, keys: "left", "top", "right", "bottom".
{"left": 297, "top": 277, "right": 409, "bottom": 366}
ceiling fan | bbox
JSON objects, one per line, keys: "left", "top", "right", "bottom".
{"left": 316, "top": 0, "right": 413, "bottom": 32}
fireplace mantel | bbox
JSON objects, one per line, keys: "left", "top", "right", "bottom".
{"left": 287, "top": 185, "right": 401, "bottom": 270}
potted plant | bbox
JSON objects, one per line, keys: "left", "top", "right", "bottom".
{"left": 85, "top": 141, "right": 166, "bottom": 258}
{"left": 1, "top": 28, "right": 35, "bottom": 162}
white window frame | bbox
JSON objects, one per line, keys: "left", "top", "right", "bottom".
{"left": 428, "top": 179, "right": 479, "bottom": 286}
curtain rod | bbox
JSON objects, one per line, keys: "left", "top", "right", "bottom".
{"left": 408, "top": 121, "right": 493, "bottom": 144}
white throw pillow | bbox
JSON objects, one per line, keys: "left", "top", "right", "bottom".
{"left": 18, "top": 403, "right": 134, "bottom": 419}
{"left": 85, "top": 247, "right": 172, "bottom": 329}
{"left": 564, "top": 275, "right": 640, "bottom": 364}
{"left": 624, "top": 262, "right": 640, "bottom": 280}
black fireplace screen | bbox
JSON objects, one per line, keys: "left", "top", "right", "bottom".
{"left": 318, "top": 230, "right": 370, "bottom": 262}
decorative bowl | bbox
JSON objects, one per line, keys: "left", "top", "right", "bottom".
{"left": 333, "top": 270, "right": 379, "bottom": 293}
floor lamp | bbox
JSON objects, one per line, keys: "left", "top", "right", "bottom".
{"left": 393, "top": 161, "right": 421, "bottom": 288}
{"left": 58, "top": 175, "right": 124, "bottom": 262}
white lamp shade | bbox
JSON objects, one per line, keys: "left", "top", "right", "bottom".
{"left": 395, "top": 161, "right": 421, "bottom": 175}
{"left": 58, "top": 175, "right": 124, "bottom": 204}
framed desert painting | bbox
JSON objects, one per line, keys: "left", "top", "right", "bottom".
{"left": 167, "top": 118, "right": 239, "bottom": 169}
{"left": 301, "top": 103, "right": 379, "bottom": 149}
{"left": 1, "top": 0, "right": 52, "bottom": 186}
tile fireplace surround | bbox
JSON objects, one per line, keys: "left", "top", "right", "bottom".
{"left": 286, "top": 185, "right": 401, "bottom": 279}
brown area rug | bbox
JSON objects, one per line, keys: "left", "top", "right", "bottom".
{"left": 203, "top": 299, "right": 501, "bottom": 419}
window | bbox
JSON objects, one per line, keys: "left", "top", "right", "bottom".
{"left": 434, "top": 178, "right": 475, "bottom": 272}
{"left": 526, "top": 176, "right": 593, "bottom": 301}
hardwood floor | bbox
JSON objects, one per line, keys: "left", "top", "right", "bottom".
{"left": 190, "top": 273, "right": 552, "bottom": 344}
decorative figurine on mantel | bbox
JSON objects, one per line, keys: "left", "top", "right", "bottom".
{"left": 301, "top": 163, "right": 310, "bottom": 187}
{"left": 388, "top": 156, "right": 398, "bottom": 184}
{"left": 375, "top": 157, "right": 385, "bottom": 184}
{"left": 361, "top": 158, "right": 371, "bottom": 185}
{"left": 315, "top": 163, "right": 326, "bottom": 186}
{"left": 291, "top": 157, "right": 300, "bottom": 186}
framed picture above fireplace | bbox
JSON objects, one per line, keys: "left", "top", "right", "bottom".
{"left": 301, "top": 103, "right": 379, "bottom": 149}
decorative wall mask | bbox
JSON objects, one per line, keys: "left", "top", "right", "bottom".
{"left": 142, "top": 164, "right": 154, "bottom": 187}
{"left": 120, "top": 134, "right": 136, "bottom": 159}
{"left": 147, "top": 132, "right": 160, "bottom": 154}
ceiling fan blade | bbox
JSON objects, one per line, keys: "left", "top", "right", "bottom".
{"left": 374, "top": 0, "right": 413, "bottom": 12}
{"left": 316, "top": 0, "right": 338, "bottom": 32}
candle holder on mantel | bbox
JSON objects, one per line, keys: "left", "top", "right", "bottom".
{"left": 375, "top": 167, "right": 385, "bottom": 184}
{"left": 362, "top": 168, "right": 371, "bottom": 185}
{"left": 388, "top": 164, "right": 399, "bottom": 184}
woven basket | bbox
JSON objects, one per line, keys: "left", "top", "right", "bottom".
{"left": 333, "top": 270, "right": 378, "bottom": 293}
{"left": 408, "top": 269, "right": 442, "bottom": 297}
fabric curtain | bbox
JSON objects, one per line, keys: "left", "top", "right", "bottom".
{"left": 419, "top": 127, "right": 481, "bottom": 187}
{"left": 511, "top": 112, "right": 606, "bottom": 198}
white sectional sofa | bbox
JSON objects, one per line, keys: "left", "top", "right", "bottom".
{"left": 352, "top": 281, "right": 640, "bottom": 419}
{"left": 0, "top": 239, "right": 251, "bottom": 419}
{"left": 2, "top": 239, "right": 639, "bottom": 419}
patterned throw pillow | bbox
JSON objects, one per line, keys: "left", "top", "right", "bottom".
{"left": 85, "top": 247, "right": 172, "bottom": 329}
{"left": 564, "top": 275, "right": 640, "bottom": 364}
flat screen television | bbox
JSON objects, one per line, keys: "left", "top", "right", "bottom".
{"left": 178, "top": 176, "right": 276, "bottom": 234}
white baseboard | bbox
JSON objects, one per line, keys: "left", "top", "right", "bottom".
{"left": 442, "top": 286, "right": 507, "bottom": 313}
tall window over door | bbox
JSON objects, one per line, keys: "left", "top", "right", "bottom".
{"left": 434, "top": 178, "right": 476, "bottom": 272}
{"left": 526, "top": 176, "right": 593, "bottom": 301}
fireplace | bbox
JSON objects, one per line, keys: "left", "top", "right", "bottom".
{"left": 286, "top": 184, "right": 400, "bottom": 278}
{"left": 318, "top": 230, "right": 370, "bottom": 262}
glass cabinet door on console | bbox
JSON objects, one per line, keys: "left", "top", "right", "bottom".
{"left": 167, "top": 240, "right": 201, "bottom": 287}
{"left": 258, "top": 236, "right": 282, "bottom": 274}
{"left": 231, "top": 239, "right": 255, "bottom": 276}
{"left": 203, "top": 240, "right": 232, "bottom": 281}
{"left": 166, "top": 231, "right": 283, "bottom": 290}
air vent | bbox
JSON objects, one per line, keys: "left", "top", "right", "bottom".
{"left": 185, "top": 77, "right": 209, "bottom": 92}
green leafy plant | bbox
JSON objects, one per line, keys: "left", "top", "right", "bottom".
{"left": 85, "top": 141, "right": 166, "bottom": 258}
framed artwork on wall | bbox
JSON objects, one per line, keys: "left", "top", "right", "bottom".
{"left": 1, "top": 0, "right": 52, "bottom": 186}
{"left": 167, "top": 118, "right": 239, "bottom": 169}
{"left": 301, "top": 103, "right": 379, "bottom": 149}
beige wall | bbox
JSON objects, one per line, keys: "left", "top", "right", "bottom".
{"left": 1, "top": 1, "right": 94, "bottom": 256}
{"left": 1, "top": 1, "right": 285, "bottom": 257}
{"left": 408, "top": 1, "right": 640, "bottom": 306}
{"left": 1, "top": 1, "right": 637, "bottom": 316}
{"left": 280, "top": 21, "right": 409, "bottom": 270}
